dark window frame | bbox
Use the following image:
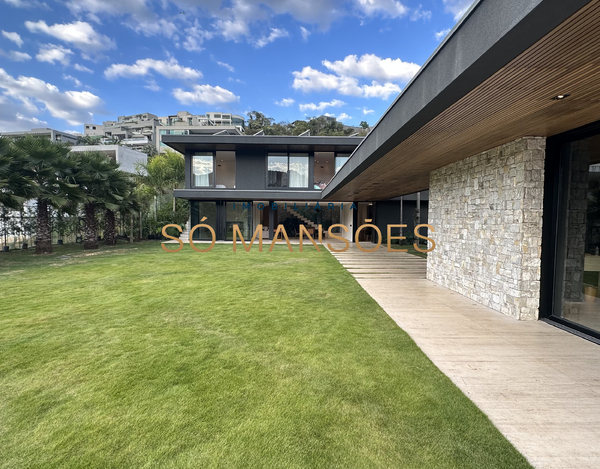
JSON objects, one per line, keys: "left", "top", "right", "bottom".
{"left": 265, "top": 152, "right": 310, "bottom": 190}
{"left": 541, "top": 119, "right": 600, "bottom": 342}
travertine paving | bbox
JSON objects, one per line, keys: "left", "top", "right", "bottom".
{"left": 329, "top": 243, "right": 427, "bottom": 280}
{"left": 328, "top": 245, "right": 600, "bottom": 469}
{"left": 356, "top": 279, "right": 600, "bottom": 469}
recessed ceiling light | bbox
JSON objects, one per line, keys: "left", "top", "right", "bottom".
{"left": 552, "top": 94, "right": 571, "bottom": 100}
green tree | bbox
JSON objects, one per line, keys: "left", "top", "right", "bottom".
{"left": 360, "top": 121, "right": 369, "bottom": 130}
{"left": 71, "top": 151, "right": 120, "bottom": 250}
{"left": 246, "top": 111, "right": 274, "bottom": 135}
{"left": 0, "top": 137, "right": 34, "bottom": 210}
{"left": 138, "top": 149, "right": 185, "bottom": 215}
{"left": 12, "top": 136, "right": 80, "bottom": 254}
{"left": 141, "top": 143, "right": 158, "bottom": 158}
{"left": 104, "top": 170, "right": 138, "bottom": 246}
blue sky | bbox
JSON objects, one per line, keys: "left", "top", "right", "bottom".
{"left": 0, "top": 0, "right": 473, "bottom": 133}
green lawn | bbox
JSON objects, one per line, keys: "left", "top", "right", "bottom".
{"left": 0, "top": 242, "right": 530, "bottom": 468}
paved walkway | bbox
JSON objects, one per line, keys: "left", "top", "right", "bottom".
{"left": 330, "top": 244, "right": 427, "bottom": 280}
{"left": 329, "top": 245, "right": 600, "bottom": 469}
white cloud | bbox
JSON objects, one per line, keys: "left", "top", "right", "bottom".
{"left": 104, "top": 58, "right": 202, "bottom": 81}
{"left": 74, "top": 63, "right": 93, "bottom": 73}
{"left": 128, "top": 18, "right": 178, "bottom": 39}
{"left": 216, "top": 61, "right": 235, "bottom": 72}
{"left": 293, "top": 53, "right": 417, "bottom": 100}
{"left": 299, "top": 99, "right": 346, "bottom": 112}
{"left": 300, "top": 26, "right": 310, "bottom": 41}
{"left": 254, "top": 28, "right": 289, "bottom": 48}
{"left": 362, "top": 81, "right": 400, "bottom": 99}
{"left": 411, "top": 5, "right": 431, "bottom": 21}
{"left": 144, "top": 80, "right": 161, "bottom": 92}
{"left": 0, "top": 68, "right": 103, "bottom": 125}
{"left": 363, "top": 108, "right": 374, "bottom": 115}
{"left": 2, "top": 31, "right": 23, "bottom": 47}
{"left": 0, "top": 49, "right": 31, "bottom": 61}
{"left": 182, "top": 20, "right": 213, "bottom": 51}
{"left": 442, "top": 0, "right": 473, "bottom": 20}
{"left": 293, "top": 67, "right": 401, "bottom": 99}
{"left": 16, "top": 112, "right": 47, "bottom": 125}
{"left": 65, "top": 0, "right": 152, "bottom": 18}
{"left": 435, "top": 28, "right": 451, "bottom": 40}
{"left": 275, "top": 98, "right": 295, "bottom": 107}
{"left": 63, "top": 74, "right": 82, "bottom": 87}
{"left": 355, "top": 0, "right": 408, "bottom": 18}
{"left": 322, "top": 54, "right": 419, "bottom": 82}
{"left": 25, "top": 20, "right": 115, "bottom": 52}
{"left": 2, "top": 0, "right": 47, "bottom": 8}
{"left": 293, "top": 67, "right": 363, "bottom": 96}
{"left": 337, "top": 112, "right": 351, "bottom": 121}
{"left": 172, "top": 84, "right": 239, "bottom": 105}
{"left": 36, "top": 44, "right": 73, "bottom": 65}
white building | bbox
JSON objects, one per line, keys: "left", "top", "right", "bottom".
{"left": 84, "top": 111, "right": 245, "bottom": 153}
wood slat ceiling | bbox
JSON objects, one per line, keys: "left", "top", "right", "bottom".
{"left": 327, "top": 0, "right": 600, "bottom": 201}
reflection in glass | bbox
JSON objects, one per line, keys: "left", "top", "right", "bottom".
{"left": 190, "top": 201, "right": 217, "bottom": 240}
{"left": 193, "top": 153, "right": 214, "bottom": 187}
{"left": 289, "top": 155, "right": 308, "bottom": 188}
{"left": 225, "top": 202, "right": 252, "bottom": 240}
{"left": 557, "top": 135, "right": 600, "bottom": 333}
{"left": 268, "top": 155, "right": 288, "bottom": 187}
{"left": 335, "top": 154, "right": 350, "bottom": 173}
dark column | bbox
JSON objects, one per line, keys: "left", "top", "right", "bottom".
{"left": 268, "top": 200, "right": 276, "bottom": 240}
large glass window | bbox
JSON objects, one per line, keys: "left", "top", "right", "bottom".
{"left": 553, "top": 134, "right": 600, "bottom": 334}
{"left": 268, "top": 154, "right": 289, "bottom": 188}
{"left": 225, "top": 202, "right": 252, "bottom": 240}
{"left": 335, "top": 154, "right": 350, "bottom": 173}
{"left": 289, "top": 155, "right": 309, "bottom": 188}
{"left": 193, "top": 153, "right": 214, "bottom": 187}
{"left": 267, "top": 153, "right": 308, "bottom": 188}
{"left": 190, "top": 201, "right": 217, "bottom": 240}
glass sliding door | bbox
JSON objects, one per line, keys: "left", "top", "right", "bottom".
{"left": 551, "top": 134, "right": 600, "bottom": 334}
{"left": 225, "top": 202, "right": 252, "bottom": 240}
{"left": 190, "top": 201, "right": 218, "bottom": 240}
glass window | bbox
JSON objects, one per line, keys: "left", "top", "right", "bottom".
{"left": 267, "top": 153, "right": 308, "bottom": 188}
{"left": 289, "top": 154, "right": 309, "bottom": 188}
{"left": 553, "top": 135, "right": 600, "bottom": 334}
{"left": 193, "top": 153, "right": 214, "bottom": 187}
{"left": 225, "top": 202, "right": 252, "bottom": 240}
{"left": 190, "top": 201, "right": 217, "bottom": 240}
{"left": 268, "top": 155, "right": 288, "bottom": 188}
{"left": 335, "top": 154, "right": 350, "bottom": 173}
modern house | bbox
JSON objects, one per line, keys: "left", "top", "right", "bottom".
{"left": 1, "top": 128, "right": 79, "bottom": 145}
{"left": 84, "top": 111, "right": 245, "bottom": 152}
{"left": 167, "top": 0, "right": 600, "bottom": 343}
{"left": 165, "top": 133, "right": 428, "bottom": 243}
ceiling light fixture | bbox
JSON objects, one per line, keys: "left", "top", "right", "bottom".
{"left": 552, "top": 94, "right": 571, "bottom": 100}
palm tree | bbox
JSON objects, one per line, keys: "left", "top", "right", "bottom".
{"left": 71, "top": 151, "right": 120, "bottom": 250}
{"left": 104, "top": 170, "right": 138, "bottom": 245}
{"left": 12, "top": 136, "right": 80, "bottom": 254}
{"left": 0, "top": 137, "right": 34, "bottom": 210}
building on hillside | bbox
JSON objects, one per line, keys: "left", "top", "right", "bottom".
{"left": 1, "top": 128, "right": 79, "bottom": 145}
{"left": 83, "top": 111, "right": 245, "bottom": 153}
{"left": 164, "top": 0, "right": 600, "bottom": 343}
{"left": 69, "top": 145, "right": 147, "bottom": 174}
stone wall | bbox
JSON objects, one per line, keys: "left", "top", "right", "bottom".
{"left": 427, "top": 137, "right": 546, "bottom": 320}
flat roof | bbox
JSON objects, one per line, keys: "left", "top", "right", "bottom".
{"left": 162, "top": 134, "right": 363, "bottom": 154}
{"left": 322, "top": 0, "right": 597, "bottom": 201}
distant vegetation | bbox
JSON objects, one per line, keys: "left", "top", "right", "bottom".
{"left": 245, "top": 111, "right": 370, "bottom": 136}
